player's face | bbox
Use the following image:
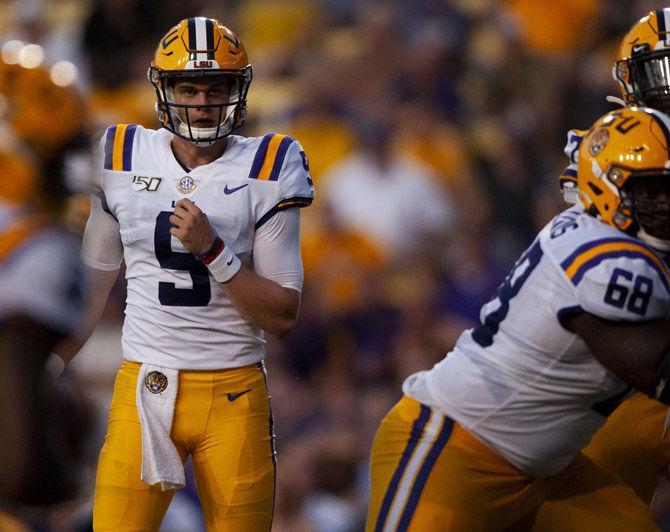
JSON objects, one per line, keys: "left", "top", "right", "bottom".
{"left": 627, "top": 175, "right": 670, "bottom": 239}
{"left": 172, "top": 76, "right": 236, "bottom": 128}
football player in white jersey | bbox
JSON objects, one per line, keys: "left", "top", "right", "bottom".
{"left": 556, "top": 9, "right": 670, "bottom": 507}
{"left": 62, "top": 17, "right": 314, "bottom": 531}
{"left": 0, "top": 58, "right": 89, "bottom": 510}
{"left": 366, "top": 106, "right": 670, "bottom": 531}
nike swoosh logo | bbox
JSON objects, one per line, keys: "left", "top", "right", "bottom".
{"left": 227, "top": 388, "right": 252, "bottom": 401}
{"left": 224, "top": 184, "right": 248, "bottom": 195}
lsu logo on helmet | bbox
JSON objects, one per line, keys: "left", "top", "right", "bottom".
{"left": 588, "top": 128, "right": 609, "bottom": 156}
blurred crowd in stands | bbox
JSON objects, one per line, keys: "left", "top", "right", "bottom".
{"left": 1, "top": 0, "right": 663, "bottom": 530}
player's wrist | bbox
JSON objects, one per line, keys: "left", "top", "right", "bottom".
{"left": 195, "top": 236, "right": 224, "bottom": 263}
{"left": 197, "top": 237, "right": 241, "bottom": 283}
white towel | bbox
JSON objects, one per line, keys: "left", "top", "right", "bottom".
{"left": 135, "top": 363, "right": 184, "bottom": 491}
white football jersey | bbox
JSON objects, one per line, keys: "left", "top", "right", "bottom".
{"left": 83, "top": 125, "right": 314, "bottom": 370}
{"left": 404, "top": 205, "right": 670, "bottom": 476}
{"left": 0, "top": 203, "right": 84, "bottom": 334}
{"left": 558, "top": 128, "right": 585, "bottom": 205}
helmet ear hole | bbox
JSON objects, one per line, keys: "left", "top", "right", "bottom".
{"left": 587, "top": 182, "right": 604, "bottom": 196}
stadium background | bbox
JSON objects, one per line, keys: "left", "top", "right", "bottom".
{"left": 1, "top": 0, "right": 666, "bottom": 530}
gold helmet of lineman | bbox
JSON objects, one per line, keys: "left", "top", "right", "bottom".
{"left": 578, "top": 107, "right": 670, "bottom": 251}
{"left": 0, "top": 52, "right": 90, "bottom": 212}
{"left": 148, "top": 17, "right": 253, "bottom": 146}
{"left": 0, "top": 57, "right": 85, "bottom": 159}
{"left": 613, "top": 9, "right": 670, "bottom": 112}
{"left": 0, "top": 131, "right": 38, "bottom": 207}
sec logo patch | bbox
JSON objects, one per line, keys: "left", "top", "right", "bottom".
{"left": 177, "top": 176, "right": 197, "bottom": 194}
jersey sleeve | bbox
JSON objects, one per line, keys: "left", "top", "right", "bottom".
{"left": 101, "top": 123, "right": 139, "bottom": 172}
{"left": 559, "top": 237, "right": 670, "bottom": 321}
{"left": 253, "top": 208, "right": 303, "bottom": 291}
{"left": 81, "top": 191, "right": 123, "bottom": 270}
{"left": 254, "top": 135, "right": 315, "bottom": 229}
{"left": 559, "top": 129, "right": 587, "bottom": 205}
{"left": 81, "top": 131, "right": 124, "bottom": 270}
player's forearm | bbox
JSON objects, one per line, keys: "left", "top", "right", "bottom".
{"left": 222, "top": 266, "right": 300, "bottom": 338}
{"left": 566, "top": 312, "right": 670, "bottom": 395}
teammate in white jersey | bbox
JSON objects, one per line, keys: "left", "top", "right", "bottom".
{"left": 0, "top": 57, "right": 90, "bottom": 511}
{"left": 367, "top": 106, "right": 670, "bottom": 531}
{"left": 66, "top": 17, "right": 314, "bottom": 531}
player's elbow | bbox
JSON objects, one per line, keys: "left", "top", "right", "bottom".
{"left": 266, "top": 289, "right": 300, "bottom": 338}
{"left": 267, "top": 314, "right": 297, "bottom": 339}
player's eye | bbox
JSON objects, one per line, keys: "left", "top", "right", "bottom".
{"left": 177, "top": 86, "right": 196, "bottom": 97}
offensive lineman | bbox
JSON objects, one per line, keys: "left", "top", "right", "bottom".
{"left": 556, "top": 9, "right": 670, "bottom": 507}
{"left": 366, "top": 106, "right": 670, "bottom": 530}
{"left": 65, "top": 17, "right": 314, "bottom": 531}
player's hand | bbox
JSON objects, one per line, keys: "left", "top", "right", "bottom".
{"left": 169, "top": 198, "right": 218, "bottom": 256}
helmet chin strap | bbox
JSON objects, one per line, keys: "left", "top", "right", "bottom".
{"left": 172, "top": 105, "right": 235, "bottom": 147}
{"left": 177, "top": 121, "right": 221, "bottom": 147}
{"left": 605, "top": 95, "right": 627, "bottom": 107}
{"left": 638, "top": 226, "right": 670, "bottom": 252}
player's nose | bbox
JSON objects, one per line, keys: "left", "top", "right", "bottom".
{"left": 193, "top": 90, "right": 212, "bottom": 109}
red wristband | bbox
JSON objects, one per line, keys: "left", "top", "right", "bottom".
{"left": 195, "top": 237, "right": 224, "bottom": 264}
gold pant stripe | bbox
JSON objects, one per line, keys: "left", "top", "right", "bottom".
{"left": 383, "top": 410, "right": 453, "bottom": 532}
{"left": 374, "top": 402, "right": 455, "bottom": 532}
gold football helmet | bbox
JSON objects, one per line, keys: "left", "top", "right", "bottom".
{"left": 0, "top": 53, "right": 91, "bottom": 212}
{"left": 0, "top": 131, "right": 38, "bottom": 207}
{"left": 613, "top": 9, "right": 670, "bottom": 112}
{"left": 148, "top": 17, "right": 253, "bottom": 146}
{"left": 578, "top": 107, "right": 670, "bottom": 251}
{"left": 0, "top": 58, "right": 85, "bottom": 160}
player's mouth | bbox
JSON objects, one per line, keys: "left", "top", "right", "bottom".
{"left": 192, "top": 119, "right": 216, "bottom": 127}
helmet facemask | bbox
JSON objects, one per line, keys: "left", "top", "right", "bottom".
{"left": 623, "top": 172, "right": 670, "bottom": 250}
{"left": 149, "top": 67, "right": 252, "bottom": 147}
{"left": 616, "top": 47, "right": 670, "bottom": 113}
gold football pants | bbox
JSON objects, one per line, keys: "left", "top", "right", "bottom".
{"left": 366, "top": 396, "right": 657, "bottom": 531}
{"left": 93, "top": 360, "right": 275, "bottom": 532}
{"left": 580, "top": 392, "right": 670, "bottom": 504}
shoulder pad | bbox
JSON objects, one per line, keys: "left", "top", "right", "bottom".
{"left": 103, "top": 124, "right": 139, "bottom": 172}
{"left": 561, "top": 236, "right": 670, "bottom": 320}
{"left": 248, "top": 133, "right": 296, "bottom": 181}
{"left": 560, "top": 237, "right": 670, "bottom": 293}
{"left": 252, "top": 134, "right": 314, "bottom": 228}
